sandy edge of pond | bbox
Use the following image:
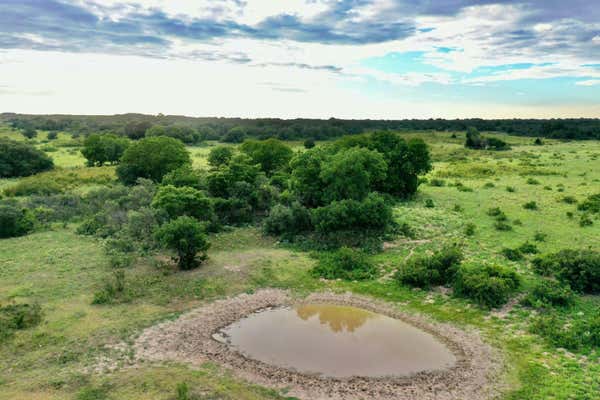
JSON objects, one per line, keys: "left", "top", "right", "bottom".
{"left": 133, "top": 289, "right": 505, "bottom": 400}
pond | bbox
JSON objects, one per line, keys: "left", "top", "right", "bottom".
{"left": 214, "top": 304, "right": 456, "bottom": 378}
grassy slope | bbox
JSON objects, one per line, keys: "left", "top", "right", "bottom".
{"left": 0, "top": 129, "right": 599, "bottom": 399}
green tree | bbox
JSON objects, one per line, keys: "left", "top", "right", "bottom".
{"left": 289, "top": 147, "right": 329, "bottom": 207}
{"left": 155, "top": 216, "right": 210, "bottom": 270}
{"left": 116, "top": 136, "right": 191, "bottom": 184}
{"left": 465, "top": 127, "right": 483, "bottom": 149}
{"left": 21, "top": 127, "right": 37, "bottom": 139}
{"left": 207, "top": 146, "right": 234, "bottom": 168}
{"left": 303, "top": 138, "right": 316, "bottom": 149}
{"left": 152, "top": 185, "right": 213, "bottom": 221}
{"left": 319, "top": 147, "right": 387, "bottom": 202}
{"left": 222, "top": 126, "right": 246, "bottom": 143}
{"left": 0, "top": 138, "right": 54, "bottom": 178}
{"left": 81, "top": 134, "right": 129, "bottom": 166}
{"left": 240, "top": 139, "right": 293, "bottom": 175}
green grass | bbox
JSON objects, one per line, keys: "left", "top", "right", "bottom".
{"left": 1, "top": 128, "right": 599, "bottom": 399}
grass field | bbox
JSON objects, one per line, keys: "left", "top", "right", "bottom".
{"left": 1, "top": 128, "right": 598, "bottom": 400}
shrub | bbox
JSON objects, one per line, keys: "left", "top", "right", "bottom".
{"left": 487, "top": 207, "right": 503, "bottom": 217}
{"left": 0, "top": 205, "right": 35, "bottom": 238}
{"left": 506, "top": 186, "right": 516, "bottom": 193}
{"left": 152, "top": 185, "right": 213, "bottom": 221}
{"left": 429, "top": 178, "right": 446, "bottom": 187}
{"left": 424, "top": 198, "right": 435, "bottom": 208}
{"left": 0, "top": 138, "right": 54, "bottom": 178}
{"left": 464, "top": 223, "right": 476, "bottom": 236}
{"left": 483, "top": 182, "right": 495, "bottom": 188}
{"left": 395, "top": 246, "right": 463, "bottom": 288}
{"left": 311, "top": 247, "right": 377, "bottom": 281}
{"left": 521, "top": 280, "right": 575, "bottom": 309}
{"left": 494, "top": 220, "right": 513, "bottom": 231}
{"left": 116, "top": 136, "right": 191, "bottom": 184}
{"left": 263, "top": 202, "right": 312, "bottom": 237}
{"left": 579, "top": 214, "right": 593, "bottom": 227}
{"left": 3, "top": 177, "right": 63, "bottom": 197}
{"left": 578, "top": 193, "right": 600, "bottom": 214}
{"left": 311, "top": 193, "right": 392, "bottom": 233}
{"left": 534, "top": 137, "right": 543, "bottom": 145}
{"left": 518, "top": 241, "right": 539, "bottom": 255}
{"left": 523, "top": 201, "right": 538, "bottom": 210}
{"left": 303, "top": 139, "right": 315, "bottom": 149}
{"left": 453, "top": 264, "right": 520, "bottom": 308}
{"left": 222, "top": 126, "right": 246, "bottom": 143}
{"left": 534, "top": 231, "right": 547, "bottom": 242}
{"left": 92, "top": 270, "right": 127, "bottom": 304}
{"left": 155, "top": 216, "right": 210, "bottom": 270}
{"left": 47, "top": 131, "right": 58, "bottom": 140}
{"left": 561, "top": 195, "right": 577, "bottom": 204}
{"left": 0, "top": 303, "right": 42, "bottom": 340}
{"left": 207, "top": 146, "right": 234, "bottom": 168}
{"left": 501, "top": 247, "right": 523, "bottom": 261}
{"left": 532, "top": 250, "right": 600, "bottom": 294}
{"left": 526, "top": 178, "right": 540, "bottom": 185}
{"left": 161, "top": 166, "right": 204, "bottom": 190}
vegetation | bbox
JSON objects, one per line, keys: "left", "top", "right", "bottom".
{"left": 81, "top": 134, "right": 129, "bottom": 166}
{"left": 117, "top": 136, "right": 191, "bottom": 184}
{"left": 1, "top": 122, "right": 599, "bottom": 400}
{"left": 0, "top": 138, "right": 54, "bottom": 178}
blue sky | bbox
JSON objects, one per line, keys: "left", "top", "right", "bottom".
{"left": 0, "top": 0, "right": 599, "bottom": 118}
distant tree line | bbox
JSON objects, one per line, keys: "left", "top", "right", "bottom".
{"left": 3, "top": 113, "right": 600, "bottom": 140}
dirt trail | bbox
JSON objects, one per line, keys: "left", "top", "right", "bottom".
{"left": 133, "top": 289, "right": 505, "bottom": 400}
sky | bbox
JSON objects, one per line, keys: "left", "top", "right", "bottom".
{"left": 1, "top": 0, "right": 599, "bottom": 119}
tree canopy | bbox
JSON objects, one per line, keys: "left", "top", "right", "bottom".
{"left": 116, "top": 136, "right": 191, "bottom": 184}
{"left": 0, "top": 138, "right": 54, "bottom": 178}
{"left": 81, "top": 134, "right": 129, "bottom": 166}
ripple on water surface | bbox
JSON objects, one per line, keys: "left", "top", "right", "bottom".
{"left": 216, "top": 304, "right": 456, "bottom": 378}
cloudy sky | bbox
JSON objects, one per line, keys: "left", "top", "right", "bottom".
{"left": 1, "top": 0, "right": 599, "bottom": 118}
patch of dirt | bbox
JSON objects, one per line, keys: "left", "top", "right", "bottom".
{"left": 133, "top": 289, "right": 505, "bottom": 400}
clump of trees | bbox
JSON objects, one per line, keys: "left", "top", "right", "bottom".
{"left": 155, "top": 216, "right": 210, "bottom": 270}
{"left": 395, "top": 245, "right": 463, "bottom": 288}
{"left": 81, "top": 134, "right": 129, "bottom": 166}
{"left": 116, "top": 136, "right": 191, "bottom": 184}
{"left": 465, "top": 127, "right": 510, "bottom": 150}
{"left": 453, "top": 264, "right": 520, "bottom": 308}
{"left": 145, "top": 125, "right": 204, "bottom": 144}
{"left": 532, "top": 250, "right": 600, "bottom": 294}
{"left": 0, "top": 138, "right": 54, "bottom": 178}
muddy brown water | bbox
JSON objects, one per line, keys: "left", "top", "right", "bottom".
{"left": 214, "top": 304, "right": 456, "bottom": 378}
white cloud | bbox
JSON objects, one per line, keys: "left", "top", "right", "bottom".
{"left": 575, "top": 79, "right": 600, "bottom": 86}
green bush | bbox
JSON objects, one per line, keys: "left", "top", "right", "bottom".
{"left": 0, "top": 138, "right": 54, "bottom": 178}
{"left": 0, "top": 303, "right": 42, "bottom": 340}
{"left": 494, "top": 220, "right": 513, "bottom": 231}
{"left": 506, "top": 186, "right": 516, "bottom": 192}
{"left": 522, "top": 280, "right": 575, "bottom": 309}
{"left": 395, "top": 246, "right": 463, "bottom": 288}
{"left": 424, "top": 198, "right": 435, "bottom": 208}
{"left": 155, "top": 216, "right": 210, "bottom": 270}
{"left": 311, "top": 247, "right": 377, "bottom": 281}
{"left": 92, "top": 270, "right": 127, "bottom": 305}
{"left": 523, "top": 201, "right": 538, "bottom": 210}
{"left": 453, "top": 264, "right": 520, "bottom": 308}
{"left": 429, "top": 178, "right": 446, "bottom": 187}
{"left": 151, "top": 185, "right": 213, "bottom": 221}
{"left": 464, "top": 223, "right": 476, "bottom": 236}
{"left": 0, "top": 205, "right": 35, "bottom": 238}
{"left": 501, "top": 247, "right": 523, "bottom": 261}
{"left": 161, "top": 166, "right": 204, "bottom": 190}
{"left": 561, "top": 195, "right": 578, "bottom": 204}
{"left": 303, "top": 139, "right": 316, "bottom": 149}
{"left": 207, "top": 146, "right": 234, "bottom": 168}
{"left": 526, "top": 178, "right": 540, "bottom": 185}
{"left": 579, "top": 214, "right": 593, "bottom": 227}
{"left": 518, "top": 241, "right": 539, "bottom": 254}
{"left": 577, "top": 193, "right": 600, "bottom": 213}
{"left": 81, "top": 134, "right": 129, "bottom": 166}
{"left": 532, "top": 250, "right": 600, "bottom": 294}
{"left": 4, "top": 176, "right": 63, "bottom": 197}
{"left": 263, "top": 202, "right": 312, "bottom": 237}
{"left": 311, "top": 193, "right": 392, "bottom": 233}
{"left": 240, "top": 139, "right": 293, "bottom": 176}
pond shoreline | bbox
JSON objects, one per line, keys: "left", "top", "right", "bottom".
{"left": 133, "top": 289, "right": 505, "bottom": 400}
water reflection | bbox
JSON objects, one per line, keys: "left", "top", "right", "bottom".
{"left": 296, "top": 304, "right": 374, "bottom": 333}
{"left": 220, "top": 304, "right": 456, "bottom": 378}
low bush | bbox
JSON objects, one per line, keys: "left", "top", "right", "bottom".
{"left": 534, "top": 231, "right": 548, "bottom": 242}
{"left": 311, "top": 247, "right": 377, "bottom": 281}
{"left": 501, "top": 247, "right": 523, "bottom": 261}
{"left": 0, "top": 138, "right": 54, "bottom": 178}
{"left": 506, "top": 186, "right": 516, "bottom": 192}
{"left": 424, "top": 199, "right": 435, "bottom": 208}
{"left": 526, "top": 178, "right": 540, "bottom": 185}
{"left": 494, "top": 220, "right": 513, "bottom": 231}
{"left": 263, "top": 202, "right": 312, "bottom": 238}
{"left": 483, "top": 182, "right": 495, "bottom": 188}
{"left": 464, "top": 223, "right": 476, "bottom": 236}
{"left": 532, "top": 250, "right": 600, "bottom": 294}
{"left": 428, "top": 178, "right": 446, "bottom": 187}
{"left": 395, "top": 246, "right": 463, "bottom": 288}
{"left": 521, "top": 280, "right": 575, "bottom": 309}
{"left": 0, "top": 303, "right": 42, "bottom": 340}
{"left": 577, "top": 193, "right": 600, "bottom": 213}
{"left": 523, "top": 201, "right": 538, "bottom": 210}
{"left": 579, "top": 214, "right": 593, "bottom": 227}
{"left": 0, "top": 204, "right": 35, "bottom": 238}
{"left": 561, "top": 195, "right": 578, "bottom": 204}
{"left": 518, "top": 241, "right": 539, "bottom": 255}
{"left": 453, "top": 264, "right": 520, "bottom": 308}
{"left": 92, "top": 270, "right": 127, "bottom": 304}
{"left": 4, "top": 177, "right": 63, "bottom": 197}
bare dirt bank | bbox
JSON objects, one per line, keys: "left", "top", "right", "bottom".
{"left": 133, "top": 289, "right": 504, "bottom": 400}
